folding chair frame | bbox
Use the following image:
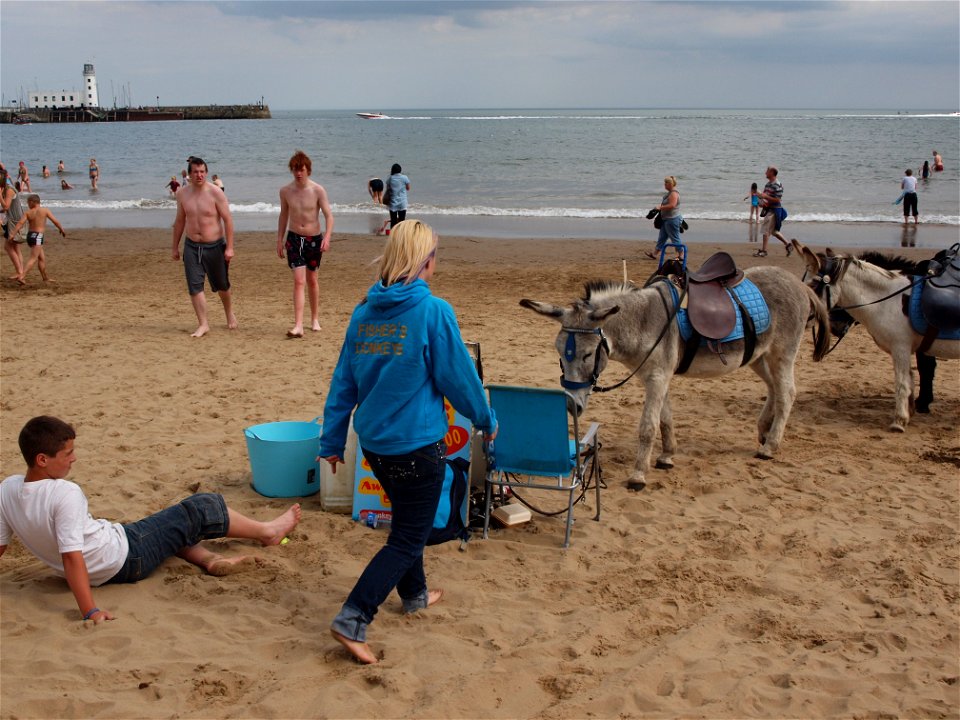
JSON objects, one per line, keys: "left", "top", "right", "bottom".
{"left": 481, "top": 385, "right": 601, "bottom": 548}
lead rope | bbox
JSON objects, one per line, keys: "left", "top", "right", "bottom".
{"left": 593, "top": 278, "right": 684, "bottom": 393}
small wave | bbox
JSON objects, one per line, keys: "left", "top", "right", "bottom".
{"left": 48, "top": 199, "right": 960, "bottom": 226}
{"left": 42, "top": 198, "right": 175, "bottom": 210}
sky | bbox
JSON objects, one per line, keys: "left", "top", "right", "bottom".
{"left": 1, "top": 0, "right": 958, "bottom": 111}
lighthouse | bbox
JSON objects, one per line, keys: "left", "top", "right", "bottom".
{"left": 27, "top": 62, "right": 100, "bottom": 109}
{"left": 83, "top": 63, "right": 99, "bottom": 107}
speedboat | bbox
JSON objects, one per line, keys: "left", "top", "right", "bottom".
{"left": 356, "top": 112, "right": 388, "bottom": 120}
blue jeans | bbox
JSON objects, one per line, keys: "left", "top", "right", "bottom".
{"left": 656, "top": 216, "right": 682, "bottom": 252}
{"left": 106, "top": 493, "right": 229, "bottom": 584}
{"left": 331, "top": 441, "right": 446, "bottom": 642}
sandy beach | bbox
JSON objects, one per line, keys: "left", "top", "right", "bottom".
{"left": 1, "top": 228, "right": 957, "bottom": 719}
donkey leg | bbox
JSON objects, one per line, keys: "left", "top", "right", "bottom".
{"left": 750, "top": 358, "right": 776, "bottom": 446}
{"left": 754, "top": 356, "right": 796, "bottom": 460}
{"left": 889, "top": 348, "right": 913, "bottom": 432}
{"left": 915, "top": 352, "right": 936, "bottom": 413}
{"left": 629, "top": 375, "right": 670, "bottom": 490}
{"left": 654, "top": 390, "right": 676, "bottom": 470}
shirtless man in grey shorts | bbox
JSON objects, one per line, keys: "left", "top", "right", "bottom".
{"left": 172, "top": 156, "right": 237, "bottom": 337}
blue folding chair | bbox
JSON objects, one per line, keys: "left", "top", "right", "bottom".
{"left": 482, "top": 385, "right": 601, "bottom": 548}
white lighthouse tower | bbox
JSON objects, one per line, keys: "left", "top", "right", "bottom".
{"left": 83, "top": 63, "right": 99, "bottom": 107}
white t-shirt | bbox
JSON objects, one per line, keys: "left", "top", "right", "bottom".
{"left": 902, "top": 175, "right": 918, "bottom": 193}
{"left": 0, "top": 475, "right": 129, "bottom": 586}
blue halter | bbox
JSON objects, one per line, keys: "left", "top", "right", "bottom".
{"left": 560, "top": 326, "right": 609, "bottom": 391}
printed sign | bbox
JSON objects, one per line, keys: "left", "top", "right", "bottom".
{"left": 352, "top": 397, "right": 472, "bottom": 523}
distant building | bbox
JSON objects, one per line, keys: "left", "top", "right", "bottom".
{"left": 28, "top": 63, "right": 99, "bottom": 109}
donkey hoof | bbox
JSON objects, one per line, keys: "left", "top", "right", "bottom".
{"left": 888, "top": 422, "right": 907, "bottom": 433}
{"left": 654, "top": 458, "right": 674, "bottom": 470}
{"left": 916, "top": 402, "right": 931, "bottom": 414}
{"left": 626, "top": 480, "right": 647, "bottom": 492}
{"left": 754, "top": 448, "right": 774, "bottom": 461}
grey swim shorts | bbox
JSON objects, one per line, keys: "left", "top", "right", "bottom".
{"left": 183, "top": 237, "right": 230, "bottom": 295}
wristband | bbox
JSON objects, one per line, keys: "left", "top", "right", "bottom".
{"left": 83, "top": 607, "right": 101, "bottom": 621}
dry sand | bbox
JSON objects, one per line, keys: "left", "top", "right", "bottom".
{"left": 1, "top": 228, "right": 957, "bottom": 719}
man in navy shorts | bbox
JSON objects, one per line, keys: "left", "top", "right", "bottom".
{"left": 277, "top": 150, "right": 335, "bottom": 338}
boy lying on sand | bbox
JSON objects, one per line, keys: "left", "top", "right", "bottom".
{"left": 0, "top": 416, "right": 301, "bottom": 625}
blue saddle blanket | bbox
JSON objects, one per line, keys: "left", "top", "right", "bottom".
{"left": 908, "top": 278, "right": 960, "bottom": 339}
{"left": 670, "top": 278, "right": 771, "bottom": 343}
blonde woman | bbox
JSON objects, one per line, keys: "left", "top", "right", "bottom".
{"left": 320, "top": 219, "right": 497, "bottom": 664}
{"left": 646, "top": 175, "right": 682, "bottom": 260}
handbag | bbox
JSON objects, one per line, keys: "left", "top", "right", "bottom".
{"left": 382, "top": 179, "right": 393, "bottom": 207}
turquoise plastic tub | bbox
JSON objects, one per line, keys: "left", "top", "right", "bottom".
{"left": 244, "top": 419, "right": 322, "bottom": 498}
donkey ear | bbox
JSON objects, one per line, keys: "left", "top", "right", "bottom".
{"left": 794, "top": 240, "right": 821, "bottom": 275}
{"left": 589, "top": 305, "right": 620, "bottom": 322}
{"left": 520, "top": 299, "right": 564, "bottom": 319}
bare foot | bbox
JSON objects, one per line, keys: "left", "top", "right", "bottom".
{"left": 330, "top": 629, "right": 378, "bottom": 664}
{"left": 206, "top": 555, "right": 258, "bottom": 576}
{"left": 226, "top": 313, "right": 238, "bottom": 330}
{"left": 191, "top": 325, "right": 210, "bottom": 338}
{"left": 43, "top": 277, "right": 57, "bottom": 283}
{"left": 310, "top": 321, "right": 321, "bottom": 332}
{"left": 427, "top": 588, "right": 444, "bottom": 607}
{"left": 15, "top": 276, "right": 26, "bottom": 286}
{"left": 7, "top": 274, "right": 19, "bottom": 280}
{"left": 287, "top": 328, "right": 304, "bottom": 338}
{"left": 261, "top": 503, "right": 302, "bottom": 545}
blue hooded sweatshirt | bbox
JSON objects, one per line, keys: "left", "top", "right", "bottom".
{"left": 319, "top": 279, "right": 496, "bottom": 458}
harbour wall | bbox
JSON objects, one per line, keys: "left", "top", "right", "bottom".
{"left": 0, "top": 104, "right": 271, "bottom": 123}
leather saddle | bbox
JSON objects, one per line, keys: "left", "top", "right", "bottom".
{"left": 675, "top": 252, "right": 756, "bottom": 373}
{"left": 920, "top": 244, "right": 960, "bottom": 333}
{"left": 686, "top": 252, "right": 744, "bottom": 340}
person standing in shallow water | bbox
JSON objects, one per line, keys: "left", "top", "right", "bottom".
{"left": 901, "top": 168, "right": 919, "bottom": 225}
{"left": 386, "top": 163, "right": 410, "bottom": 229}
{"left": 88, "top": 159, "right": 99, "bottom": 190}
{"left": 320, "top": 220, "right": 497, "bottom": 664}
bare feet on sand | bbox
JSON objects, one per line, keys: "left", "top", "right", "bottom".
{"left": 311, "top": 321, "right": 321, "bottom": 332}
{"left": 227, "top": 313, "right": 238, "bottom": 330}
{"left": 331, "top": 629, "right": 378, "bottom": 664}
{"left": 261, "top": 504, "right": 302, "bottom": 546}
{"left": 287, "top": 328, "right": 304, "bottom": 338}
{"left": 206, "top": 555, "right": 259, "bottom": 576}
{"left": 191, "top": 325, "right": 210, "bottom": 338}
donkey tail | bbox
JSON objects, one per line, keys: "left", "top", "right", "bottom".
{"left": 805, "top": 285, "right": 830, "bottom": 361}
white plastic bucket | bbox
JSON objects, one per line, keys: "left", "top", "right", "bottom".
{"left": 319, "top": 418, "right": 357, "bottom": 514}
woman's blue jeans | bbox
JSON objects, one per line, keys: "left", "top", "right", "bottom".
{"left": 656, "top": 216, "right": 682, "bottom": 252}
{"left": 331, "top": 441, "right": 446, "bottom": 642}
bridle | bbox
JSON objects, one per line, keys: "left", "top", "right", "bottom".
{"left": 558, "top": 278, "right": 681, "bottom": 394}
{"left": 559, "top": 326, "right": 609, "bottom": 391}
{"left": 806, "top": 253, "right": 926, "bottom": 356}
{"left": 807, "top": 254, "right": 927, "bottom": 313}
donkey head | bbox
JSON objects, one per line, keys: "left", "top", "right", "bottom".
{"left": 792, "top": 239, "right": 850, "bottom": 311}
{"left": 520, "top": 296, "right": 620, "bottom": 416}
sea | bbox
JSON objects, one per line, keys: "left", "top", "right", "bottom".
{"left": 2, "top": 108, "right": 958, "bottom": 248}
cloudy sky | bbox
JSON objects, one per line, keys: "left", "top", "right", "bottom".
{"left": 2, "top": 1, "right": 957, "bottom": 110}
